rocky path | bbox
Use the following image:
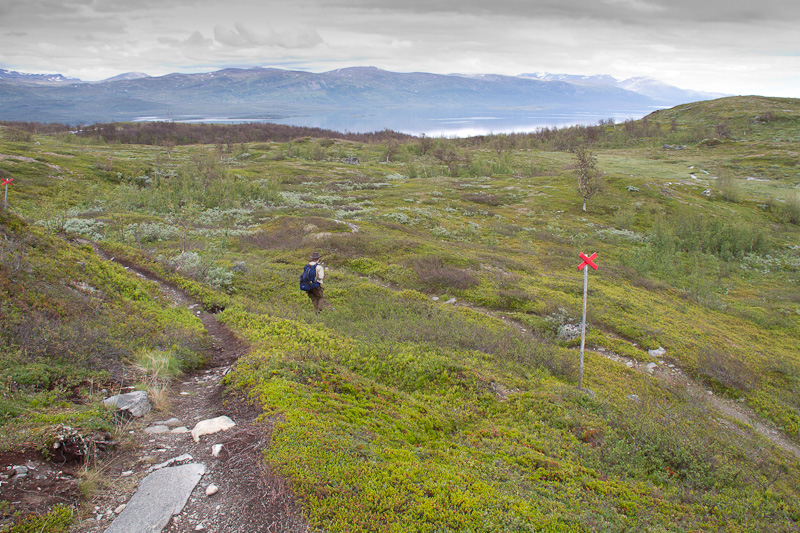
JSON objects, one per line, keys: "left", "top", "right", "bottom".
{"left": 72, "top": 246, "right": 307, "bottom": 532}
{"left": 595, "top": 345, "right": 800, "bottom": 460}
{"left": 448, "top": 295, "right": 800, "bottom": 461}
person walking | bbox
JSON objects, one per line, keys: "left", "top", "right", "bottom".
{"left": 301, "top": 252, "right": 328, "bottom": 312}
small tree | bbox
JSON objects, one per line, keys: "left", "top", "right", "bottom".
{"left": 574, "top": 145, "right": 604, "bottom": 212}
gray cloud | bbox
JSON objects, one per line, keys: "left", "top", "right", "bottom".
{"left": 214, "top": 23, "right": 323, "bottom": 49}
{"left": 317, "top": 0, "right": 797, "bottom": 25}
{"left": 159, "top": 31, "right": 215, "bottom": 50}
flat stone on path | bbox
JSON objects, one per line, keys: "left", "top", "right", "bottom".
{"left": 153, "top": 418, "right": 183, "bottom": 427}
{"left": 105, "top": 463, "right": 206, "bottom": 533}
{"left": 144, "top": 425, "right": 170, "bottom": 435}
{"left": 191, "top": 416, "right": 236, "bottom": 443}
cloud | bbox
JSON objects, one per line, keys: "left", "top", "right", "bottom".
{"left": 317, "top": 0, "right": 800, "bottom": 26}
{"left": 602, "top": 0, "right": 665, "bottom": 13}
{"left": 213, "top": 23, "right": 323, "bottom": 49}
{"left": 159, "top": 31, "right": 214, "bottom": 50}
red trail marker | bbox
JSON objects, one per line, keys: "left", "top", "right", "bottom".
{"left": 2, "top": 177, "right": 11, "bottom": 209}
{"left": 577, "top": 252, "right": 599, "bottom": 390}
{"left": 578, "top": 252, "right": 598, "bottom": 271}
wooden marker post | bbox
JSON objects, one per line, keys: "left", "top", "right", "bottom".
{"left": 577, "top": 252, "right": 598, "bottom": 390}
{"left": 1, "top": 177, "right": 12, "bottom": 210}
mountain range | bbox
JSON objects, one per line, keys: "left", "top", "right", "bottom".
{"left": 0, "top": 66, "right": 726, "bottom": 129}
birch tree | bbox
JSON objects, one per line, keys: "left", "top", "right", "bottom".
{"left": 574, "top": 145, "right": 604, "bottom": 212}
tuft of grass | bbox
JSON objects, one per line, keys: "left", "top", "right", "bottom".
{"left": 132, "top": 349, "right": 183, "bottom": 411}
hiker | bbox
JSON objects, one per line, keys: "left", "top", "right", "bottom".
{"left": 300, "top": 252, "right": 328, "bottom": 312}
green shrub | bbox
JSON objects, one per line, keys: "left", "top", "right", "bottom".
{"left": 7, "top": 505, "right": 72, "bottom": 533}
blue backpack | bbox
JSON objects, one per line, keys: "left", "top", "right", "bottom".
{"left": 299, "top": 263, "right": 320, "bottom": 292}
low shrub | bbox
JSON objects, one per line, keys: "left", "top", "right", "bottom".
{"left": 410, "top": 256, "right": 478, "bottom": 291}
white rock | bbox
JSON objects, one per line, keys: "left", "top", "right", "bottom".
{"left": 114, "top": 504, "right": 126, "bottom": 514}
{"left": 625, "top": 361, "right": 634, "bottom": 368}
{"left": 191, "top": 416, "right": 236, "bottom": 443}
{"left": 648, "top": 347, "right": 666, "bottom": 358}
{"left": 205, "top": 484, "right": 219, "bottom": 496}
{"left": 211, "top": 444, "right": 224, "bottom": 457}
{"left": 148, "top": 453, "right": 194, "bottom": 473}
{"left": 120, "top": 471, "right": 133, "bottom": 477}
{"left": 195, "top": 525, "right": 205, "bottom": 531}
{"left": 171, "top": 427, "right": 190, "bottom": 434}
{"left": 646, "top": 362, "right": 658, "bottom": 373}
{"left": 444, "top": 298, "right": 457, "bottom": 305}
{"left": 626, "top": 394, "right": 640, "bottom": 401}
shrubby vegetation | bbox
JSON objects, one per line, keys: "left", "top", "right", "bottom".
{"left": 1, "top": 95, "right": 800, "bottom": 530}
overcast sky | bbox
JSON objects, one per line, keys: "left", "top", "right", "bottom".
{"left": 1, "top": 0, "right": 798, "bottom": 97}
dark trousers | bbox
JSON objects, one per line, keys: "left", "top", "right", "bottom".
{"left": 308, "top": 285, "right": 326, "bottom": 312}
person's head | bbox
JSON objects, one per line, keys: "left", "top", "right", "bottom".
{"left": 310, "top": 252, "right": 321, "bottom": 262}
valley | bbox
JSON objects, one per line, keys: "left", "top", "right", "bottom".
{"left": 0, "top": 96, "right": 799, "bottom": 532}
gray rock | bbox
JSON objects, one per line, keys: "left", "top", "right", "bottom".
{"left": 144, "top": 425, "right": 169, "bottom": 435}
{"left": 626, "top": 394, "right": 640, "bottom": 401}
{"left": 153, "top": 418, "right": 182, "bottom": 427}
{"left": 104, "top": 463, "right": 206, "bottom": 533}
{"left": 646, "top": 362, "right": 658, "bottom": 373}
{"left": 648, "top": 346, "right": 666, "bottom": 358}
{"left": 104, "top": 391, "right": 151, "bottom": 418}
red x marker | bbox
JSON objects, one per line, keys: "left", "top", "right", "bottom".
{"left": 1, "top": 178, "right": 11, "bottom": 186}
{"left": 578, "top": 252, "right": 598, "bottom": 271}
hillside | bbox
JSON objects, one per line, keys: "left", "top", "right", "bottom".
{"left": 1, "top": 96, "right": 799, "bottom": 531}
{"left": 1, "top": 67, "right": 658, "bottom": 125}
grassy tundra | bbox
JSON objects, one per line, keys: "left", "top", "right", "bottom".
{"left": 1, "top": 95, "right": 799, "bottom": 531}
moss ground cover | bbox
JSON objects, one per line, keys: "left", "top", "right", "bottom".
{"left": 1, "top": 96, "right": 800, "bottom": 530}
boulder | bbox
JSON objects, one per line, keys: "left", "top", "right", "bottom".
{"left": 104, "top": 391, "right": 151, "bottom": 418}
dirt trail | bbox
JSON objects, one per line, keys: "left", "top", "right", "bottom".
{"left": 597, "top": 347, "right": 800, "bottom": 460}
{"left": 72, "top": 244, "right": 307, "bottom": 532}
{"left": 454, "top": 297, "right": 800, "bottom": 461}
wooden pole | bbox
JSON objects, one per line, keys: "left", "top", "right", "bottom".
{"left": 579, "top": 263, "right": 588, "bottom": 390}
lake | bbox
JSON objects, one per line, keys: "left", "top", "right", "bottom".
{"left": 136, "top": 105, "right": 660, "bottom": 138}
